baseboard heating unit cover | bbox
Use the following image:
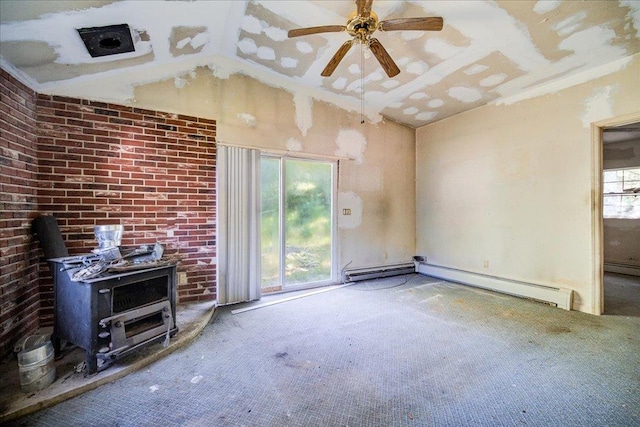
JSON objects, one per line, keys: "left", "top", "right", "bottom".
{"left": 604, "top": 263, "right": 640, "bottom": 277}
{"left": 416, "top": 262, "right": 573, "bottom": 310}
{"left": 343, "top": 263, "right": 415, "bottom": 283}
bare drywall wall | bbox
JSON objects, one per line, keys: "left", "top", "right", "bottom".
{"left": 603, "top": 138, "right": 640, "bottom": 170}
{"left": 416, "top": 53, "right": 640, "bottom": 314}
{"left": 603, "top": 218, "right": 640, "bottom": 268}
{"left": 603, "top": 138, "right": 640, "bottom": 269}
{"left": 125, "top": 68, "right": 416, "bottom": 273}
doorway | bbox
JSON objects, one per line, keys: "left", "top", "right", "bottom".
{"left": 261, "top": 155, "right": 337, "bottom": 293}
{"left": 593, "top": 115, "right": 640, "bottom": 314}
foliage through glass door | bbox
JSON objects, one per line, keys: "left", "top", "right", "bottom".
{"left": 261, "top": 156, "right": 334, "bottom": 292}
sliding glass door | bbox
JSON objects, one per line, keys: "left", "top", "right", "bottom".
{"left": 261, "top": 157, "right": 281, "bottom": 291}
{"left": 261, "top": 156, "right": 335, "bottom": 292}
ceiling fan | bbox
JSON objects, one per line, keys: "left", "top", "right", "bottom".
{"left": 288, "top": 0, "right": 443, "bottom": 78}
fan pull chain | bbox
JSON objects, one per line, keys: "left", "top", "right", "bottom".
{"left": 361, "top": 40, "right": 365, "bottom": 125}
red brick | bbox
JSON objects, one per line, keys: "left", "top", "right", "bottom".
{"left": 1, "top": 76, "right": 217, "bottom": 359}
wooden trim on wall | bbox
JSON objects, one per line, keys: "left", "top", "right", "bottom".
{"left": 591, "top": 111, "right": 640, "bottom": 315}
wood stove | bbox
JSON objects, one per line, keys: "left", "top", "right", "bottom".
{"left": 49, "top": 258, "right": 178, "bottom": 374}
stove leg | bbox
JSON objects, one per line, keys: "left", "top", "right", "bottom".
{"left": 52, "top": 333, "right": 62, "bottom": 359}
{"left": 86, "top": 352, "right": 98, "bottom": 375}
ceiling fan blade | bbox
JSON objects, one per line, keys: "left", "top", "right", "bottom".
{"left": 368, "top": 38, "right": 400, "bottom": 78}
{"left": 379, "top": 17, "right": 444, "bottom": 32}
{"left": 288, "top": 25, "right": 346, "bottom": 38}
{"left": 356, "top": 0, "right": 365, "bottom": 16}
{"left": 321, "top": 39, "right": 354, "bottom": 77}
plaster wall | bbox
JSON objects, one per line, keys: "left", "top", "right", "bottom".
{"left": 130, "top": 69, "right": 416, "bottom": 273}
{"left": 603, "top": 138, "right": 640, "bottom": 269}
{"left": 416, "top": 54, "right": 640, "bottom": 314}
{"left": 603, "top": 138, "right": 640, "bottom": 170}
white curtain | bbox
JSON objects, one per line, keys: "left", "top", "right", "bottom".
{"left": 217, "top": 145, "right": 261, "bottom": 305}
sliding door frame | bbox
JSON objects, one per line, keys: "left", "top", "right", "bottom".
{"left": 261, "top": 153, "right": 338, "bottom": 292}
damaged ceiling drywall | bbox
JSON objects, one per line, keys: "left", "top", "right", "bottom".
{"left": 0, "top": 0, "right": 638, "bottom": 128}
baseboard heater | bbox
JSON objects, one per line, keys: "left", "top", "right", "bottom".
{"left": 416, "top": 262, "right": 573, "bottom": 311}
{"left": 604, "top": 262, "right": 640, "bottom": 277}
{"left": 343, "top": 263, "right": 415, "bottom": 283}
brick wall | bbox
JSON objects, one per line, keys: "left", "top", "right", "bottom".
{"left": 0, "top": 70, "right": 41, "bottom": 357}
{"left": 36, "top": 95, "right": 217, "bottom": 323}
{"left": 1, "top": 67, "right": 217, "bottom": 358}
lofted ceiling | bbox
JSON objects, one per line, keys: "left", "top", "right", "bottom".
{"left": 0, "top": 0, "right": 639, "bottom": 129}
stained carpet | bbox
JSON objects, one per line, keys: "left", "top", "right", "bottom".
{"left": 13, "top": 274, "right": 640, "bottom": 426}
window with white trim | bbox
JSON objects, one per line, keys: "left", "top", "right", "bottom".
{"left": 603, "top": 167, "right": 640, "bottom": 219}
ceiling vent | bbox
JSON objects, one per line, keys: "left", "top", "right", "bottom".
{"left": 77, "top": 24, "right": 135, "bottom": 58}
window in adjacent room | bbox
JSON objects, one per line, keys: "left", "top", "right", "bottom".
{"left": 603, "top": 167, "right": 640, "bottom": 219}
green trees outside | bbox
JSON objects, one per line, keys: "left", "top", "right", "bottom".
{"left": 284, "top": 159, "right": 332, "bottom": 285}
{"left": 261, "top": 157, "right": 281, "bottom": 288}
{"left": 261, "top": 157, "right": 333, "bottom": 289}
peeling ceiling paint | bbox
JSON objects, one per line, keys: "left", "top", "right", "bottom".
{"left": 0, "top": 0, "right": 638, "bottom": 128}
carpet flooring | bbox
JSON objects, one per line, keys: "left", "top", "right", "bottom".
{"left": 11, "top": 274, "right": 640, "bottom": 427}
{"left": 604, "top": 272, "right": 640, "bottom": 317}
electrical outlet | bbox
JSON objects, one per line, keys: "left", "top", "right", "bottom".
{"left": 343, "top": 208, "right": 351, "bottom": 215}
{"left": 483, "top": 260, "right": 489, "bottom": 269}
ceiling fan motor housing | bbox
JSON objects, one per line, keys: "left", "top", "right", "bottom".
{"left": 346, "top": 11, "right": 378, "bottom": 40}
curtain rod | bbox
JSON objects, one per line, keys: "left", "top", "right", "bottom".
{"left": 216, "top": 141, "right": 354, "bottom": 162}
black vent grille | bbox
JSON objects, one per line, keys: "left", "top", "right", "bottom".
{"left": 77, "top": 24, "right": 135, "bottom": 58}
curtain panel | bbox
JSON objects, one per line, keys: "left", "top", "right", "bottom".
{"left": 217, "top": 146, "right": 261, "bottom": 305}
